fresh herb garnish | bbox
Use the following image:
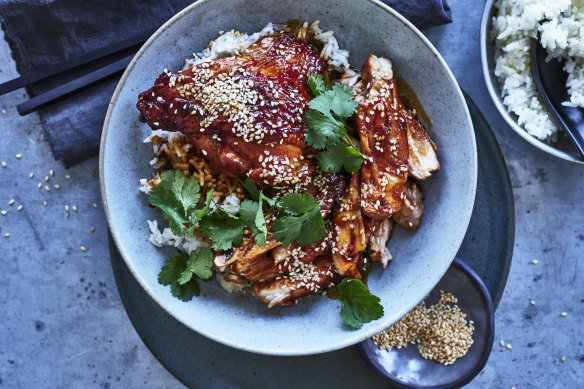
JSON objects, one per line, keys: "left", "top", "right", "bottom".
{"left": 272, "top": 192, "right": 326, "bottom": 246}
{"left": 157, "top": 247, "right": 214, "bottom": 302}
{"left": 336, "top": 278, "right": 384, "bottom": 329}
{"left": 148, "top": 170, "right": 201, "bottom": 236}
{"left": 198, "top": 206, "right": 246, "bottom": 251}
{"left": 304, "top": 74, "right": 365, "bottom": 173}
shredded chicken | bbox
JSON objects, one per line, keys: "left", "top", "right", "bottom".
{"left": 332, "top": 173, "right": 366, "bottom": 279}
{"left": 393, "top": 180, "right": 425, "bottom": 230}
{"left": 365, "top": 217, "right": 393, "bottom": 268}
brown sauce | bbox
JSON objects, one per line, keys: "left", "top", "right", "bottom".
{"left": 394, "top": 73, "right": 433, "bottom": 133}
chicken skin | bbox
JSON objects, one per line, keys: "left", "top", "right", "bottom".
{"left": 137, "top": 33, "right": 326, "bottom": 189}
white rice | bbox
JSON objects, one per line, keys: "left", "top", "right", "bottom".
{"left": 184, "top": 21, "right": 350, "bottom": 72}
{"left": 492, "top": 0, "right": 584, "bottom": 141}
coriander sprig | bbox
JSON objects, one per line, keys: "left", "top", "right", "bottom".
{"left": 336, "top": 278, "right": 384, "bottom": 329}
{"left": 305, "top": 74, "right": 365, "bottom": 173}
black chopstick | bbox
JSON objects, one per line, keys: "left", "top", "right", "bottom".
{"left": 17, "top": 54, "right": 135, "bottom": 116}
{"left": 0, "top": 28, "right": 155, "bottom": 96}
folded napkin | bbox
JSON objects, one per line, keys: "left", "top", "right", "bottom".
{"left": 0, "top": 0, "right": 451, "bottom": 166}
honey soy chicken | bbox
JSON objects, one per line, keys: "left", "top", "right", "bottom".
{"left": 137, "top": 30, "right": 439, "bottom": 307}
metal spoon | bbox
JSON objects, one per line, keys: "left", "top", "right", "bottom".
{"left": 531, "top": 38, "right": 584, "bottom": 160}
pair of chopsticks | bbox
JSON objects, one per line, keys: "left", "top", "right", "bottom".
{"left": 0, "top": 28, "right": 157, "bottom": 116}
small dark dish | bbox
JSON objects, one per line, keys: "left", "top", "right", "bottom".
{"left": 359, "top": 258, "right": 495, "bottom": 389}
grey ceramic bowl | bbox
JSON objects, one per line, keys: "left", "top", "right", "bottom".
{"left": 100, "top": 0, "right": 477, "bottom": 355}
{"left": 480, "top": 0, "right": 584, "bottom": 164}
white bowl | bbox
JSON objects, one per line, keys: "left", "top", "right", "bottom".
{"left": 480, "top": 0, "right": 584, "bottom": 164}
{"left": 100, "top": 0, "right": 476, "bottom": 355}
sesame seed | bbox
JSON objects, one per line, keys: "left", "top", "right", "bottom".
{"left": 65, "top": 175, "right": 71, "bottom": 180}
{"left": 9, "top": 199, "right": 15, "bottom": 205}
{"left": 1, "top": 210, "right": 6, "bottom": 215}
{"left": 37, "top": 183, "right": 42, "bottom": 189}
{"left": 45, "top": 176, "right": 50, "bottom": 182}
{"left": 15, "top": 154, "right": 22, "bottom": 159}
{"left": 80, "top": 246, "right": 87, "bottom": 252}
{"left": 54, "top": 184, "right": 60, "bottom": 189}
{"left": 506, "top": 344, "right": 512, "bottom": 350}
{"left": 65, "top": 205, "right": 69, "bottom": 212}
{"left": 530, "top": 300, "right": 536, "bottom": 306}
{"left": 90, "top": 227, "right": 95, "bottom": 233}
{"left": 43, "top": 201, "right": 47, "bottom": 207}
{"left": 92, "top": 203, "right": 98, "bottom": 209}
{"left": 561, "top": 312, "right": 567, "bottom": 317}
{"left": 1, "top": 109, "right": 6, "bottom": 114}
{"left": 561, "top": 356, "right": 566, "bottom": 362}
{"left": 29, "top": 172, "right": 34, "bottom": 179}
{"left": 4, "top": 233, "right": 9, "bottom": 238}
{"left": 72, "top": 205, "right": 78, "bottom": 212}
{"left": 500, "top": 340, "right": 505, "bottom": 347}
{"left": 17, "top": 205, "right": 22, "bottom": 211}
{"left": 1, "top": 161, "right": 6, "bottom": 168}
{"left": 372, "top": 291, "right": 474, "bottom": 365}
{"left": 45, "top": 185, "right": 50, "bottom": 192}
{"left": 49, "top": 169, "right": 54, "bottom": 176}
{"left": 531, "top": 259, "right": 538, "bottom": 264}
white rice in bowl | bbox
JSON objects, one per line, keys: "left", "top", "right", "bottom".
{"left": 492, "top": 0, "right": 584, "bottom": 141}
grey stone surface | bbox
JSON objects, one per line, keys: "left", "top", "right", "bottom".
{"left": 0, "top": 0, "right": 582, "bottom": 388}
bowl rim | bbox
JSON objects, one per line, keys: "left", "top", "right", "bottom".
{"left": 357, "top": 257, "right": 495, "bottom": 389}
{"left": 99, "top": 0, "right": 477, "bottom": 355}
{"left": 480, "top": 0, "right": 583, "bottom": 164}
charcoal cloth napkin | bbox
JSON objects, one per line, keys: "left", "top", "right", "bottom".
{"left": 0, "top": 0, "right": 451, "bottom": 167}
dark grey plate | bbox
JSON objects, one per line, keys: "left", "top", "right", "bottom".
{"left": 108, "top": 94, "right": 513, "bottom": 388}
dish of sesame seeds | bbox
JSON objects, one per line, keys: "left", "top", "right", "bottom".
{"left": 136, "top": 21, "right": 441, "bottom": 325}
{"left": 101, "top": 0, "right": 476, "bottom": 355}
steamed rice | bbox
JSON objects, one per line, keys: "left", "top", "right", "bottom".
{"left": 492, "top": 0, "right": 584, "bottom": 141}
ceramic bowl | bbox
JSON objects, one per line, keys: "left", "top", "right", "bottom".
{"left": 359, "top": 258, "right": 495, "bottom": 388}
{"left": 100, "top": 0, "right": 476, "bottom": 355}
{"left": 480, "top": 0, "right": 584, "bottom": 164}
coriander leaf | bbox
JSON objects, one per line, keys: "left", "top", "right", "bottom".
{"left": 199, "top": 212, "right": 245, "bottom": 251}
{"left": 158, "top": 255, "right": 200, "bottom": 302}
{"left": 296, "top": 208, "right": 326, "bottom": 246}
{"left": 277, "top": 192, "right": 321, "bottom": 215}
{"left": 272, "top": 193, "right": 325, "bottom": 246}
{"left": 330, "top": 83, "right": 359, "bottom": 118}
{"left": 239, "top": 197, "right": 269, "bottom": 247}
{"left": 165, "top": 170, "right": 201, "bottom": 213}
{"left": 307, "top": 84, "right": 357, "bottom": 121}
{"left": 272, "top": 215, "right": 303, "bottom": 246}
{"left": 304, "top": 110, "right": 346, "bottom": 149}
{"left": 149, "top": 184, "right": 188, "bottom": 236}
{"left": 171, "top": 280, "right": 200, "bottom": 302}
{"left": 158, "top": 256, "right": 187, "bottom": 286}
{"left": 318, "top": 141, "right": 365, "bottom": 173}
{"left": 254, "top": 195, "right": 269, "bottom": 247}
{"left": 308, "top": 73, "right": 326, "bottom": 96}
{"left": 178, "top": 247, "right": 214, "bottom": 284}
{"left": 240, "top": 177, "right": 261, "bottom": 202}
{"left": 192, "top": 190, "right": 214, "bottom": 225}
{"left": 239, "top": 200, "right": 260, "bottom": 234}
{"left": 148, "top": 170, "right": 201, "bottom": 236}
{"left": 336, "top": 279, "right": 384, "bottom": 329}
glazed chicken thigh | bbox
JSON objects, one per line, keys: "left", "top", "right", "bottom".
{"left": 137, "top": 33, "right": 326, "bottom": 189}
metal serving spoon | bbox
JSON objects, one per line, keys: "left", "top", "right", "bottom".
{"left": 531, "top": 38, "right": 584, "bottom": 160}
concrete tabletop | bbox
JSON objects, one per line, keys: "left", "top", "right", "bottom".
{"left": 0, "top": 0, "right": 582, "bottom": 387}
